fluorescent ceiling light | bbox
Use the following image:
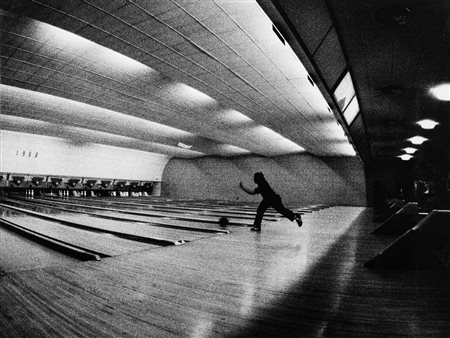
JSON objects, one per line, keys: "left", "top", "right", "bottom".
{"left": 1, "top": 84, "right": 197, "bottom": 139}
{"left": 408, "top": 136, "right": 428, "bottom": 145}
{"left": 166, "top": 83, "right": 216, "bottom": 106}
{"left": 398, "top": 154, "right": 413, "bottom": 161}
{"left": 321, "top": 121, "right": 347, "bottom": 141}
{"left": 429, "top": 83, "right": 450, "bottom": 101}
{"left": 214, "top": 109, "right": 306, "bottom": 154}
{"left": 403, "top": 147, "right": 418, "bottom": 154}
{"left": 34, "top": 19, "right": 148, "bottom": 74}
{"left": 97, "top": 48, "right": 149, "bottom": 73}
{"left": 35, "top": 20, "right": 92, "bottom": 51}
{"left": 416, "top": 119, "right": 439, "bottom": 129}
{"left": 215, "top": 109, "right": 254, "bottom": 125}
{"left": 334, "top": 143, "right": 356, "bottom": 156}
{"left": 217, "top": 144, "right": 252, "bottom": 156}
{"left": 251, "top": 126, "right": 305, "bottom": 152}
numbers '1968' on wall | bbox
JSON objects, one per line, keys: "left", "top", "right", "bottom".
{"left": 16, "top": 150, "right": 39, "bottom": 158}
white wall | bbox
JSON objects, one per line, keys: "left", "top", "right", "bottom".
{"left": 0, "top": 130, "right": 170, "bottom": 180}
{"left": 162, "top": 153, "right": 367, "bottom": 206}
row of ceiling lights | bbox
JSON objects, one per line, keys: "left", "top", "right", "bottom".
{"left": 398, "top": 84, "right": 449, "bottom": 161}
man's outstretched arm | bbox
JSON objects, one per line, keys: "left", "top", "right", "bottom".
{"left": 239, "top": 182, "right": 257, "bottom": 195}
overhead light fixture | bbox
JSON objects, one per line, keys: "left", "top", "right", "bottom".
{"left": 429, "top": 83, "right": 450, "bottom": 101}
{"left": 417, "top": 119, "right": 439, "bottom": 129}
{"left": 403, "top": 147, "right": 418, "bottom": 154}
{"left": 177, "top": 142, "right": 192, "bottom": 149}
{"left": 408, "top": 136, "right": 428, "bottom": 145}
{"left": 166, "top": 83, "right": 216, "bottom": 106}
{"left": 398, "top": 154, "right": 413, "bottom": 161}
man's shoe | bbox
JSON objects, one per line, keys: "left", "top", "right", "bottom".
{"left": 295, "top": 214, "right": 303, "bottom": 227}
{"left": 250, "top": 227, "right": 261, "bottom": 232}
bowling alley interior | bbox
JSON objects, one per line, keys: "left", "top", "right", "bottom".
{"left": 1, "top": 0, "right": 449, "bottom": 337}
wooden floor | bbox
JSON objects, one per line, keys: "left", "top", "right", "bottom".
{"left": 1, "top": 204, "right": 449, "bottom": 337}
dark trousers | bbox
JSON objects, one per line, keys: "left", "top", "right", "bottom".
{"left": 253, "top": 195, "right": 295, "bottom": 227}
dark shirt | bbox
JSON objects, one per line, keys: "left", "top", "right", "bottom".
{"left": 254, "top": 180, "right": 277, "bottom": 200}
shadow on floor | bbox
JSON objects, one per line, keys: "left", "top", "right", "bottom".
{"left": 232, "top": 209, "right": 450, "bottom": 337}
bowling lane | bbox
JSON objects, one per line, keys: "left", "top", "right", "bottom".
{"left": 2, "top": 200, "right": 226, "bottom": 242}
{"left": 95, "top": 199, "right": 276, "bottom": 217}
{"left": 23, "top": 199, "right": 235, "bottom": 230}
{"left": 39, "top": 196, "right": 279, "bottom": 221}
{"left": 0, "top": 226, "right": 78, "bottom": 273}
{"left": 82, "top": 196, "right": 320, "bottom": 215}
{"left": 24, "top": 197, "right": 258, "bottom": 225}
{"left": 0, "top": 207, "right": 158, "bottom": 256}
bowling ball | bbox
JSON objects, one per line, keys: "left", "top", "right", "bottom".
{"left": 218, "top": 216, "right": 229, "bottom": 227}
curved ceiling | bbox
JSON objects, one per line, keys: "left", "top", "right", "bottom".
{"left": 0, "top": 0, "right": 355, "bottom": 159}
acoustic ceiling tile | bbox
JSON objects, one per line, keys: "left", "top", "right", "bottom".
{"left": 30, "top": 69, "right": 56, "bottom": 84}
{"left": 169, "top": 41, "right": 201, "bottom": 57}
{"left": 18, "top": 38, "right": 44, "bottom": 55}
{"left": 33, "top": 85, "right": 65, "bottom": 98}
{"left": 111, "top": 3, "right": 150, "bottom": 25}
{"left": 75, "top": 25, "right": 111, "bottom": 44}
{"left": 70, "top": 4, "right": 109, "bottom": 24}
{"left": 35, "top": 49, "right": 64, "bottom": 67}
{"left": 0, "top": 31, "right": 23, "bottom": 49}
{"left": 151, "top": 31, "right": 186, "bottom": 49}
{"left": 36, "top": 0, "right": 83, "bottom": 13}
{"left": 83, "top": 0, "right": 128, "bottom": 14}
{"left": 195, "top": 71, "right": 229, "bottom": 86}
{"left": 133, "top": 16, "right": 167, "bottom": 37}
{"left": 0, "top": 70, "right": 18, "bottom": 86}
{"left": 182, "top": 3, "right": 235, "bottom": 33}
{"left": 1, "top": 67, "right": 20, "bottom": 80}
{"left": 218, "top": 30, "right": 253, "bottom": 50}
{"left": 132, "top": 0, "right": 177, "bottom": 16}
{"left": 156, "top": 7, "right": 192, "bottom": 28}
{"left": 97, "top": 34, "right": 134, "bottom": 55}
{"left": 186, "top": 54, "right": 224, "bottom": 73}
{"left": 177, "top": 23, "right": 211, "bottom": 42}
{"left": 52, "top": 15, "right": 88, "bottom": 34}
{"left": 188, "top": 33, "right": 225, "bottom": 51}
{"left": 3, "top": 47, "right": 26, "bottom": 63}
{"left": 92, "top": 15, "right": 125, "bottom": 35}
{"left": 7, "top": 59, "right": 40, "bottom": 74}
{"left": 0, "top": 1, "right": 40, "bottom": 17}
{"left": 56, "top": 50, "right": 91, "bottom": 69}
{"left": 24, "top": 53, "right": 50, "bottom": 67}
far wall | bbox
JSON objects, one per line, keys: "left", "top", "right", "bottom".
{"left": 162, "top": 153, "right": 367, "bottom": 206}
{"left": 1, "top": 130, "right": 170, "bottom": 181}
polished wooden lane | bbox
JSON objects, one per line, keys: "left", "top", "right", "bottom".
{"left": 0, "top": 209, "right": 158, "bottom": 257}
{"left": 0, "top": 226, "right": 78, "bottom": 273}
{"left": 5, "top": 198, "right": 234, "bottom": 232}
{"left": 1, "top": 203, "right": 222, "bottom": 243}
{"left": 60, "top": 196, "right": 325, "bottom": 217}
{"left": 27, "top": 197, "right": 274, "bottom": 225}
{"left": 1, "top": 206, "right": 449, "bottom": 337}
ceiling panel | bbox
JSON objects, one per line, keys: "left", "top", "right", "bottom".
{"left": 312, "top": 27, "right": 346, "bottom": 89}
{"left": 0, "top": 1, "right": 359, "bottom": 159}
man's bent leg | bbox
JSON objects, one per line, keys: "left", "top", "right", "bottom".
{"left": 253, "top": 199, "right": 270, "bottom": 228}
